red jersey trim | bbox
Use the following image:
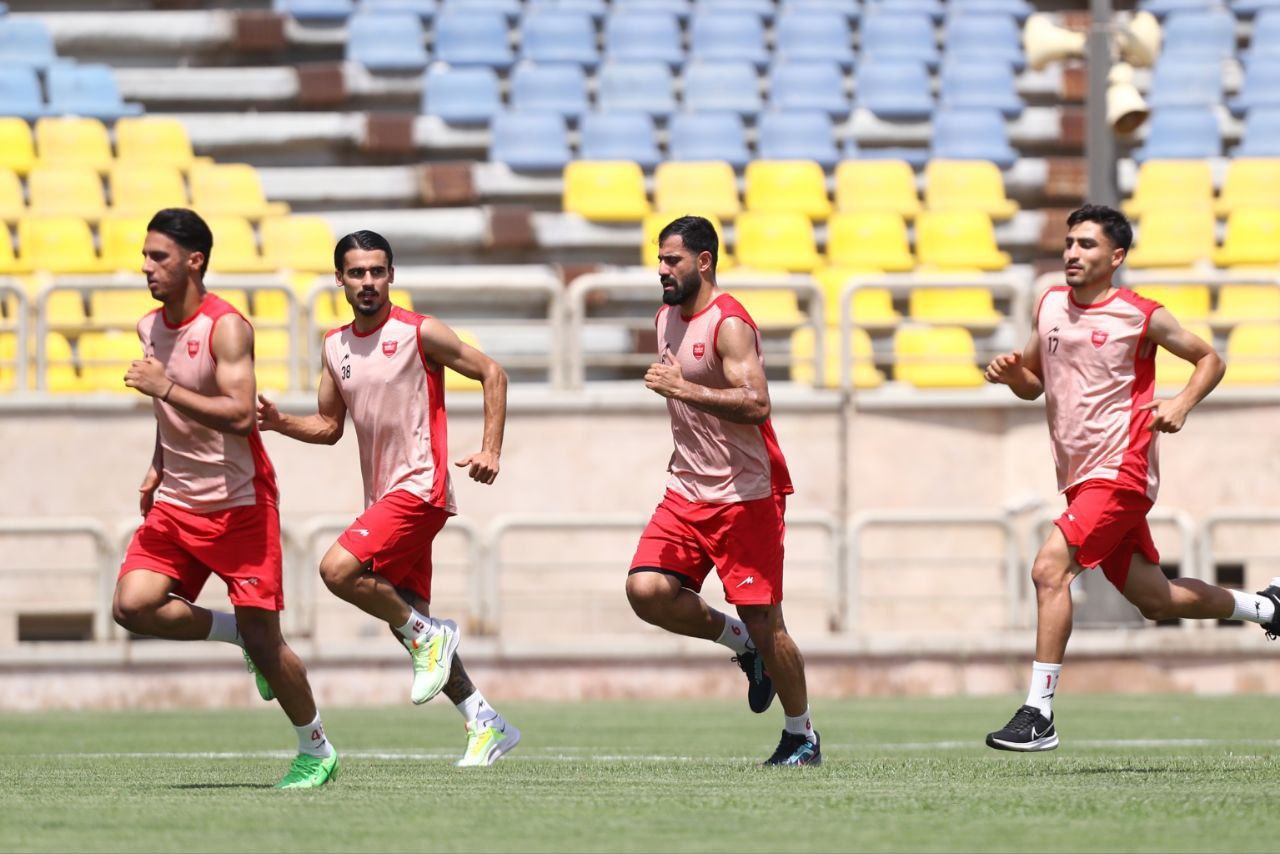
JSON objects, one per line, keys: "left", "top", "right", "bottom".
{"left": 160, "top": 291, "right": 211, "bottom": 330}
{"left": 711, "top": 295, "right": 761, "bottom": 355}
{"left": 411, "top": 312, "right": 451, "bottom": 509}
{"left": 680, "top": 292, "right": 732, "bottom": 322}
{"left": 247, "top": 427, "right": 280, "bottom": 507}
{"left": 757, "top": 418, "right": 795, "bottom": 496}
{"left": 1067, "top": 288, "right": 1126, "bottom": 311}
{"left": 349, "top": 305, "right": 395, "bottom": 338}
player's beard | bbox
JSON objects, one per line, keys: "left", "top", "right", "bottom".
{"left": 660, "top": 269, "right": 700, "bottom": 306}
{"left": 353, "top": 289, "right": 383, "bottom": 316}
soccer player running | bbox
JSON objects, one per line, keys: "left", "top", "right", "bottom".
{"left": 114, "top": 208, "right": 338, "bottom": 788}
{"left": 625, "top": 215, "right": 820, "bottom": 766}
{"left": 257, "top": 230, "right": 519, "bottom": 766}
{"left": 984, "top": 204, "right": 1280, "bottom": 751}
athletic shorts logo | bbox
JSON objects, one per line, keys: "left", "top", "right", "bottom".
{"left": 1091, "top": 329, "right": 1108, "bottom": 348}
{"left": 353, "top": 528, "right": 369, "bottom": 536}
{"left": 187, "top": 340, "right": 200, "bottom": 358}
{"left": 692, "top": 342, "right": 706, "bottom": 359}
{"left": 382, "top": 340, "right": 398, "bottom": 357}
{"left": 234, "top": 577, "right": 260, "bottom": 587}
{"left": 736, "top": 575, "right": 755, "bottom": 587}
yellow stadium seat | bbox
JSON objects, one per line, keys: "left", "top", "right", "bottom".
{"left": 1155, "top": 322, "right": 1212, "bottom": 389}
{"left": 17, "top": 217, "right": 103, "bottom": 273}
{"left": 215, "top": 289, "right": 251, "bottom": 316}
{"left": 43, "top": 332, "right": 79, "bottom": 393}
{"left": 1120, "top": 160, "right": 1214, "bottom": 219}
{"left": 99, "top": 214, "right": 149, "bottom": 272}
{"left": 447, "top": 328, "right": 484, "bottom": 392}
{"left": 1125, "top": 208, "right": 1216, "bottom": 268}
{"left": 0, "top": 169, "right": 23, "bottom": 224}
{"left": 826, "top": 212, "right": 915, "bottom": 271}
{"left": 0, "top": 331, "right": 16, "bottom": 391}
{"left": 1223, "top": 322, "right": 1280, "bottom": 385}
{"left": 250, "top": 289, "right": 293, "bottom": 323}
{"left": 563, "top": 161, "right": 649, "bottom": 222}
{"left": 834, "top": 160, "right": 920, "bottom": 219}
{"left": 744, "top": 161, "right": 832, "bottom": 220}
{"left": 1213, "top": 284, "right": 1280, "bottom": 323}
{"left": 893, "top": 325, "right": 985, "bottom": 388}
{"left": 90, "top": 290, "right": 157, "bottom": 327}
{"left": 1129, "top": 283, "right": 1212, "bottom": 321}
{"left": 642, "top": 212, "right": 734, "bottom": 270}
{"left": 914, "top": 211, "right": 1011, "bottom": 271}
{"left": 1215, "top": 159, "right": 1280, "bottom": 215}
{"left": 311, "top": 289, "right": 345, "bottom": 328}
{"left": 254, "top": 328, "right": 293, "bottom": 392}
{"left": 260, "top": 216, "right": 335, "bottom": 273}
{"left": 27, "top": 167, "right": 107, "bottom": 220}
{"left": 723, "top": 288, "right": 806, "bottom": 329}
{"left": 908, "top": 287, "right": 1002, "bottom": 327}
{"left": 189, "top": 163, "right": 289, "bottom": 220}
{"left": 108, "top": 165, "right": 188, "bottom": 217}
{"left": 790, "top": 325, "right": 884, "bottom": 389}
{"left": 0, "top": 224, "right": 29, "bottom": 274}
{"left": 813, "top": 266, "right": 900, "bottom": 329}
{"left": 77, "top": 330, "right": 140, "bottom": 393}
{"left": 924, "top": 160, "right": 1019, "bottom": 220}
{"left": 204, "top": 216, "right": 271, "bottom": 273}
{"left": 33, "top": 117, "right": 113, "bottom": 174}
{"left": 0, "top": 118, "right": 35, "bottom": 176}
{"left": 653, "top": 161, "right": 740, "bottom": 222}
{"left": 1213, "top": 209, "right": 1280, "bottom": 267}
{"left": 44, "top": 289, "right": 88, "bottom": 327}
{"left": 115, "top": 117, "right": 207, "bottom": 173}
{"left": 734, "top": 211, "right": 821, "bottom": 272}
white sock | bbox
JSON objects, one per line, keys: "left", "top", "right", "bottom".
{"left": 783, "top": 706, "right": 816, "bottom": 743}
{"left": 455, "top": 690, "right": 496, "bottom": 725}
{"left": 294, "top": 714, "right": 334, "bottom": 758}
{"left": 396, "top": 608, "right": 434, "bottom": 642}
{"left": 1229, "top": 589, "right": 1276, "bottom": 625}
{"left": 1025, "top": 661, "right": 1061, "bottom": 718}
{"left": 206, "top": 611, "right": 241, "bottom": 646}
{"left": 715, "top": 613, "right": 752, "bottom": 655}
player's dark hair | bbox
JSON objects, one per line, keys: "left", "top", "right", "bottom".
{"left": 1066, "top": 204, "right": 1133, "bottom": 252}
{"left": 334, "top": 230, "right": 394, "bottom": 272}
{"left": 146, "top": 208, "right": 213, "bottom": 275}
{"left": 658, "top": 215, "right": 718, "bottom": 272}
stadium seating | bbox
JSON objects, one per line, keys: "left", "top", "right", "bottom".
{"left": 17, "top": 217, "right": 102, "bottom": 273}
{"left": 1122, "top": 160, "right": 1214, "bottom": 218}
{"left": 1133, "top": 108, "right": 1221, "bottom": 162}
{"left": 768, "top": 62, "right": 850, "bottom": 118}
{"left": 42, "top": 332, "right": 79, "bottom": 393}
{"left": 509, "top": 65, "right": 588, "bottom": 121}
{"left": 34, "top": 118, "right": 113, "bottom": 173}
{"left": 683, "top": 62, "right": 763, "bottom": 117}
{"left": 604, "top": 11, "right": 684, "bottom": 67}
{"left": 0, "top": 168, "right": 20, "bottom": 223}
{"left": 1124, "top": 208, "right": 1216, "bottom": 267}
{"left": 114, "top": 118, "right": 206, "bottom": 173}
{"left": 930, "top": 109, "right": 1018, "bottom": 170}
{"left": 813, "top": 267, "right": 900, "bottom": 328}
{"left": 835, "top": 160, "right": 921, "bottom": 219}
{"left": 825, "top": 212, "right": 915, "bottom": 271}
{"left": 1213, "top": 284, "right": 1280, "bottom": 323}
{"left": 923, "top": 160, "right": 1019, "bottom": 220}
{"left": 1223, "top": 322, "right": 1280, "bottom": 384}
{"left": 1229, "top": 58, "right": 1280, "bottom": 114}
{"left": 857, "top": 60, "right": 934, "bottom": 121}
{"left": 1214, "top": 209, "right": 1280, "bottom": 266}
{"left": 744, "top": 161, "right": 832, "bottom": 220}
{"left": 27, "top": 167, "right": 107, "bottom": 220}
{"left": 0, "top": 117, "right": 34, "bottom": 175}
{"left": 861, "top": 12, "right": 940, "bottom": 66}
{"left": 774, "top": 10, "right": 855, "bottom": 67}
{"left": 943, "top": 14, "right": 1025, "bottom": 69}
{"left": 667, "top": 113, "right": 750, "bottom": 168}
{"left": 1145, "top": 59, "right": 1224, "bottom": 110}
{"left": 564, "top": 161, "right": 649, "bottom": 222}
{"left": 273, "top": 0, "right": 355, "bottom": 21}
{"left": 520, "top": 10, "right": 599, "bottom": 66}
{"left": 1161, "top": 9, "right": 1237, "bottom": 61}
{"left": 254, "top": 329, "right": 293, "bottom": 393}
{"left": 908, "top": 287, "right": 1003, "bottom": 327}
{"left": 757, "top": 112, "right": 839, "bottom": 168}
{"left": 578, "top": 113, "right": 661, "bottom": 169}
{"left": 724, "top": 286, "right": 806, "bottom": 329}
{"left": 44, "top": 289, "right": 87, "bottom": 327}
{"left": 914, "top": 211, "right": 1012, "bottom": 270}
{"left": 690, "top": 12, "right": 769, "bottom": 66}
{"left": 423, "top": 67, "right": 502, "bottom": 125}
{"left": 108, "top": 165, "right": 188, "bottom": 217}
{"left": 189, "top": 164, "right": 289, "bottom": 219}
{"left": 489, "top": 112, "right": 570, "bottom": 171}
{"left": 260, "top": 216, "right": 336, "bottom": 273}
{"left": 893, "top": 325, "right": 985, "bottom": 387}
{"left": 1130, "top": 284, "right": 1212, "bottom": 321}
{"left": 1245, "top": 11, "right": 1280, "bottom": 64}
{"left": 433, "top": 11, "right": 514, "bottom": 68}
{"left": 204, "top": 216, "right": 272, "bottom": 273}
{"left": 733, "top": 211, "right": 821, "bottom": 271}
{"left": 77, "top": 330, "right": 138, "bottom": 393}
{"left": 1215, "top": 159, "right": 1280, "bottom": 214}
{"left": 99, "top": 215, "right": 149, "bottom": 272}
{"left": 652, "top": 161, "right": 740, "bottom": 222}
{"left": 45, "top": 64, "right": 142, "bottom": 121}
{"left": 346, "top": 12, "right": 429, "bottom": 71}
{"left": 596, "top": 63, "right": 677, "bottom": 119}
{"left": 0, "top": 18, "right": 57, "bottom": 70}
{"left": 0, "top": 67, "right": 45, "bottom": 121}
{"left": 89, "top": 290, "right": 159, "bottom": 327}
{"left": 360, "top": 0, "right": 437, "bottom": 19}
{"left": 790, "top": 325, "right": 885, "bottom": 389}
{"left": 439, "top": 0, "right": 522, "bottom": 19}
{"left": 1235, "top": 108, "right": 1280, "bottom": 157}
{"left": 1154, "top": 322, "right": 1213, "bottom": 388}
{"left": 938, "top": 60, "right": 1024, "bottom": 118}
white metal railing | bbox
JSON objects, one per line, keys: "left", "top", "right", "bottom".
{"left": 0, "top": 518, "right": 115, "bottom": 643}
{"left": 0, "top": 280, "right": 29, "bottom": 392}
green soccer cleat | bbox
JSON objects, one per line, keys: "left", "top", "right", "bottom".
{"left": 242, "top": 648, "right": 274, "bottom": 701}
{"left": 405, "top": 618, "right": 461, "bottom": 705}
{"left": 457, "top": 716, "right": 521, "bottom": 767}
{"left": 274, "top": 751, "right": 340, "bottom": 789}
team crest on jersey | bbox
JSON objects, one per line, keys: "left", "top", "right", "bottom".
{"left": 382, "top": 340, "right": 398, "bottom": 357}
{"left": 692, "top": 342, "right": 706, "bottom": 360}
{"left": 1091, "top": 330, "right": 1108, "bottom": 348}
{"left": 187, "top": 340, "right": 200, "bottom": 358}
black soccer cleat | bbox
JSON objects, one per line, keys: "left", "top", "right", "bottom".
{"left": 764, "top": 730, "right": 822, "bottom": 767}
{"left": 985, "top": 704, "right": 1059, "bottom": 752}
{"left": 732, "top": 647, "right": 776, "bottom": 713}
{"left": 1256, "top": 584, "right": 1280, "bottom": 640}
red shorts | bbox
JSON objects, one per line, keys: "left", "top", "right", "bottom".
{"left": 630, "top": 489, "right": 786, "bottom": 606}
{"left": 120, "top": 501, "right": 284, "bottom": 611}
{"left": 1054, "top": 480, "right": 1160, "bottom": 592}
{"left": 337, "top": 489, "right": 452, "bottom": 602}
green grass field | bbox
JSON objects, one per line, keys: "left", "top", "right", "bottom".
{"left": 2, "top": 694, "right": 1278, "bottom": 852}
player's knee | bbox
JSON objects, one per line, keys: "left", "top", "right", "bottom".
{"left": 625, "top": 571, "right": 673, "bottom": 618}
{"left": 1031, "top": 557, "right": 1071, "bottom": 595}
{"left": 111, "top": 592, "right": 153, "bottom": 632}
{"left": 238, "top": 621, "right": 282, "bottom": 664}
{"left": 318, "top": 554, "right": 354, "bottom": 594}
{"left": 1130, "top": 592, "right": 1173, "bottom": 622}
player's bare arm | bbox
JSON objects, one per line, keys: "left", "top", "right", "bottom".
{"left": 984, "top": 327, "right": 1045, "bottom": 400}
{"left": 257, "top": 359, "right": 347, "bottom": 445}
{"left": 420, "top": 316, "right": 508, "bottom": 485}
{"left": 138, "top": 427, "right": 163, "bottom": 516}
{"left": 1139, "top": 307, "right": 1226, "bottom": 433}
{"left": 645, "top": 316, "right": 770, "bottom": 425}
{"left": 125, "top": 314, "right": 257, "bottom": 436}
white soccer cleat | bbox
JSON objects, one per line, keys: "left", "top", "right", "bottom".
{"left": 456, "top": 716, "right": 521, "bottom": 767}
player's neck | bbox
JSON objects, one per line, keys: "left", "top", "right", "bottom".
{"left": 351, "top": 301, "right": 392, "bottom": 334}
{"left": 679, "top": 282, "right": 720, "bottom": 317}
{"left": 1070, "top": 278, "right": 1116, "bottom": 306}
{"left": 163, "top": 282, "right": 206, "bottom": 325}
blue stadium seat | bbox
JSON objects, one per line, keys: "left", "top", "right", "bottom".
{"left": 45, "top": 64, "right": 143, "bottom": 121}
{"left": 683, "top": 62, "right": 763, "bottom": 117}
{"left": 948, "top": 0, "right": 1031, "bottom": 19}
{"left": 613, "top": 0, "right": 692, "bottom": 19}
{"left": 930, "top": 108, "right": 1018, "bottom": 169}
{"left": 422, "top": 66, "right": 501, "bottom": 124}
{"left": 346, "top": 12, "right": 428, "bottom": 71}
{"left": 1231, "top": 57, "right": 1280, "bottom": 113}
{"left": 669, "top": 112, "right": 751, "bottom": 168}
{"left": 438, "top": 0, "right": 521, "bottom": 19}
{"left": 596, "top": 62, "right": 677, "bottom": 118}
{"left": 860, "top": 13, "right": 940, "bottom": 67}
{"left": 864, "top": 0, "right": 944, "bottom": 20}
{"left": 778, "top": 0, "right": 861, "bottom": 23}
{"left": 520, "top": 10, "right": 599, "bottom": 67}
{"left": 432, "top": 11, "right": 515, "bottom": 68}
{"left": 359, "top": 0, "right": 437, "bottom": 19}
{"left": 275, "top": 0, "right": 354, "bottom": 19}
{"left": 1234, "top": 0, "right": 1280, "bottom": 15}
{"left": 859, "top": 145, "right": 928, "bottom": 169}
{"left": 857, "top": 60, "right": 934, "bottom": 121}
{"left": 604, "top": 11, "right": 684, "bottom": 67}
{"left": 1132, "top": 107, "right": 1222, "bottom": 162}
{"left": 579, "top": 112, "right": 661, "bottom": 168}
{"left": 757, "top": 111, "right": 840, "bottom": 168}
{"left": 1146, "top": 59, "right": 1224, "bottom": 109}
{"left": 0, "top": 66, "right": 46, "bottom": 121}
{"left": 939, "top": 60, "right": 1024, "bottom": 117}
{"left": 1161, "top": 10, "right": 1237, "bottom": 60}
{"left": 1138, "top": 0, "right": 1218, "bottom": 16}
{"left": 489, "top": 112, "right": 570, "bottom": 171}
{"left": 526, "top": 0, "right": 607, "bottom": 20}
{"left": 1245, "top": 11, "right": 1280, "bottom": 63}
{"left": 774, "top": 11, "right": 855, "bottom": 67}
{"left": 0, "top": 18, "right": 56, "bottom": 69}
{"left": 694, "top": 0, "right": 777, "bottom": 18}
{"left": 944, "top": 14, "right": 1025, "bottom": 70}
{"left": 510, "top": 64, "right": 589, "bottom": 120}
{"left": 689, "top": 12, "right": 769, "bottom": 67}
{"left": 769, "top": 62, "right": 851, "bottom": 118}
{"left": 1235, "top": 106, "right": 1280, "bottom": 156}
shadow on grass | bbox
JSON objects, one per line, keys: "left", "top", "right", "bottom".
{"left": 170, "top": 783, "right": 272, "bottom": 790}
